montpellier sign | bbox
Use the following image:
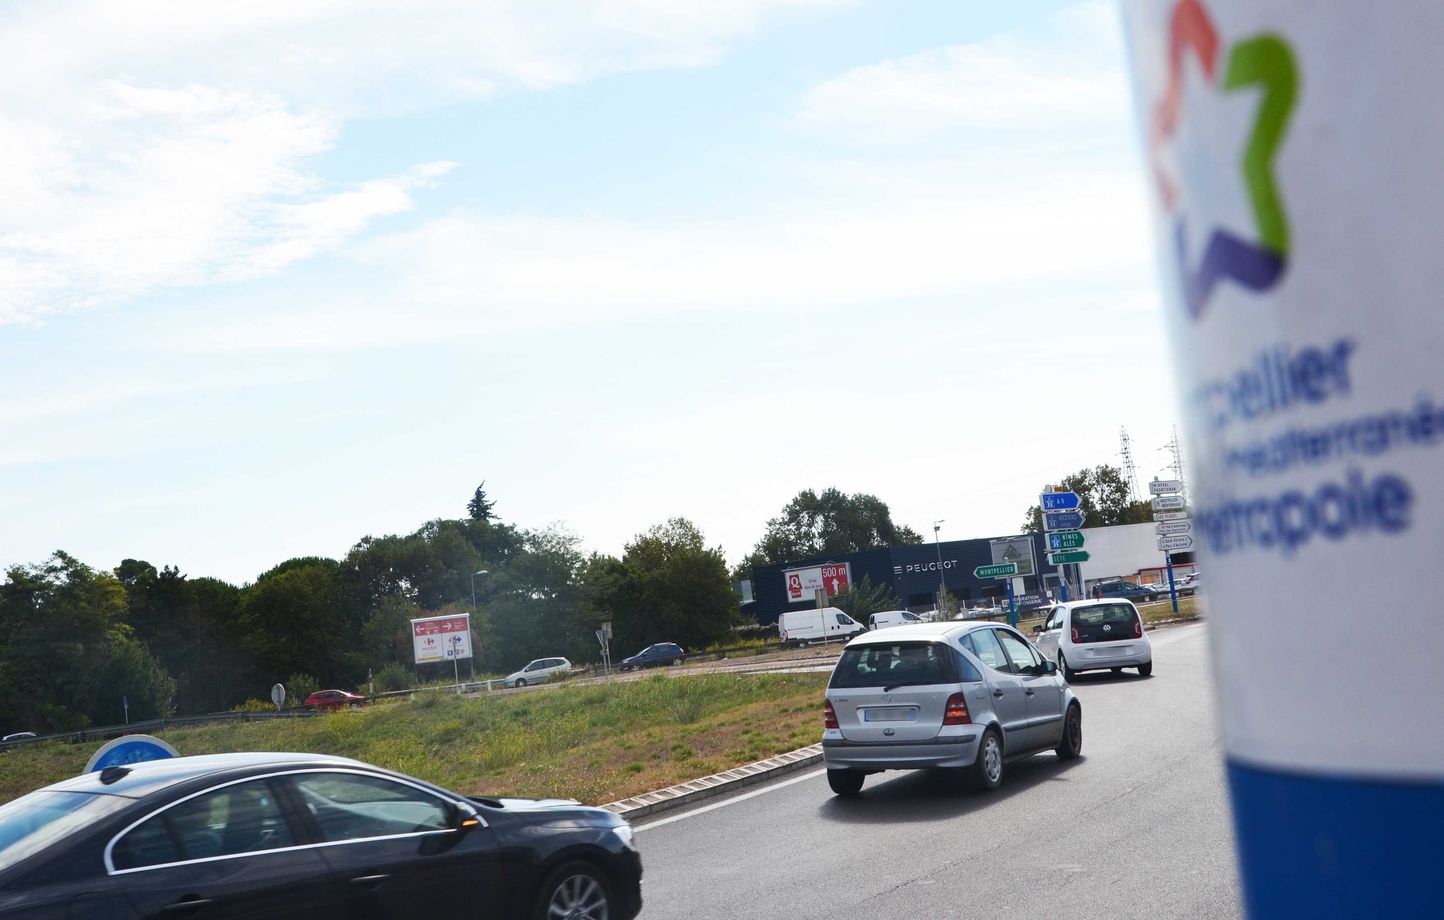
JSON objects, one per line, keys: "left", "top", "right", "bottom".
{"left": 973, "top": 562, "right": 1017, "bottom": 579}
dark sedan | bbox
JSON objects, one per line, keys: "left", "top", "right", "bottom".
{"left": 0, "top": 752, "right": 641, "bottom": 919}
{"left": 620, "top": 642, "right": 685, "bottom": 670}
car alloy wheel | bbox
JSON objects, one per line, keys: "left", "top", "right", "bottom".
{"left": 516, "top": 678, "right": 528, "bottom": 688}
{"left": 970, "top": 729, "right": 1004, "bottom": 791}
{"left": 537, "top": 861, "right": 611, "bottom": 920}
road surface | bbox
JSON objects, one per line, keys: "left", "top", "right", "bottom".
{"left": 635, "top": 623, "right": 1239, "bottom": 919}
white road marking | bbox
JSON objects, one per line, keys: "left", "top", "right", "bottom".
{"left": 633, "top": 768, "right": 826, "bottom": 832}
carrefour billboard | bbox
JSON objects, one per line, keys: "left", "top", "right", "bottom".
{"left": 411, "top": 613, "right": 473, "bottom": 664}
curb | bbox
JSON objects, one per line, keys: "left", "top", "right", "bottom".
{"left": 602, "top": 744, "right": 823, "bottom": 821}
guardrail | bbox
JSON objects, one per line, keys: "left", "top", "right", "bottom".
{"left": 0, "top": 710, "right": 319, "bottom": 752}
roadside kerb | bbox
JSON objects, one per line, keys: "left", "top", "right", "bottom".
{"left": 603, "top": 743, "right": 823, "bottom": 821}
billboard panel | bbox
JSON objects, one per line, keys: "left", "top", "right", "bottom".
{"left": 989, "top": 536, "right": 1037, "bottom": 578}
{"left": 782, "top": 563, "right": 851, "bottom": 604}
{"left": 411, "top": 614, "right": 473, "bottom": 664}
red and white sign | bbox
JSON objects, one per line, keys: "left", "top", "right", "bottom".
{"left": 782, "top": 563, "right": 852, "bottom": 603}
{"left": 411, "top": 614, "right": 472, "bottom": 664}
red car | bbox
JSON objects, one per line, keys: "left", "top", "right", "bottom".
{"left": 304, "top": 689, "right": 367, "bottom": 711}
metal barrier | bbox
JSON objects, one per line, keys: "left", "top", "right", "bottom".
{"left": 0, "top": 710, "right": 319, "bottom": 751}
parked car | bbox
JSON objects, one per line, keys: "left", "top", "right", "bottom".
{"left": 1, "top": 732, "right": 36, "bottom": 742}
{"left": 303, "top": 689, "right": 367, "bottom": 711}
{"left": 778, "top": 608, "right": 865, "bottom": 647}
{"left": 504, "top": 656, "right": 573, "bottom": 688}
{"left": 1092, "top": 580, "right": 1159, "bottom": 603}
{"left": 868, "top": 610, "right": 926, "bottom": 630}
{"left": 821, "top": 621, "right": 1082, "bottom": 796}
{"left": 0, "top": 752, "right": 642, "bottom": 919}
{"left": 1176, "top": 572, "right": 1200, "bottom": 596}
{"left": 1033, "top": 599, "right": 1154, "bottom": 680}
{"left": 620, "top": 642, "right": 685, "bottom": 670}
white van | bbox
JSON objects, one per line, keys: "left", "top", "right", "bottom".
{"left": 868, "top": 610, "right": 926, "bottom": 630}
{"left": 779, "top": 607, "right": 865, "bottom": 647}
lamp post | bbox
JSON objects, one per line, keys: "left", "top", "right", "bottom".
{"left": 469, "top": 570, "right": 488, "bottom": 682}
{"left": 933, "top": 520, "right": 946, "bottom": 617}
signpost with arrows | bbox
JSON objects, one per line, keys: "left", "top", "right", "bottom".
{"left": 1041, "top": 488, "right": 1086, "bottom": 602}
{"left": 1151, "top": 477, "right": 1189, "bottom": 612}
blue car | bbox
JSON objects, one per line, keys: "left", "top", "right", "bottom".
{"left": 621, "top": 642, "right": 685, "bottom": 670}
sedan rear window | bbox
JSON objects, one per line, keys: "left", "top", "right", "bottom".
{"left": 830, "top": 642, "right": 959, "bottom": 689}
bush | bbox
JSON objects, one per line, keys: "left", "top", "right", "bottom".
{"left": 373, "top": 663, "right": 412, "bottom": 693}
{"left": 231, "top": 698, "right": 274, "bottom": 713}
{"left": 284, "top": 673, "right": 320, "bottom": 709}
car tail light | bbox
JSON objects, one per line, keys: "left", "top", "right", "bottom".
{"left": 1133, "top": 616, "right": 1143, "bottom": 638}
{"left": 942, "top": 692, "right": 972, "bottom": 725}
{"left": 1071, "top": 626, "right": 1081, "bottom": 643}
{"left": 824, "top": 699, "right": 839, "bottom": 730}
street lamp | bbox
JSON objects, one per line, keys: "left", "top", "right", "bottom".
{"left": 469, "top": 570, "right": 488, "bottom": 682}
{"left": 933, "top": 520, "right": 946, "bottom": 617}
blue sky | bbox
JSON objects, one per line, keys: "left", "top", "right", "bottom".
{"left": 1, "top": 0, "right": 1184, "bottom": 584}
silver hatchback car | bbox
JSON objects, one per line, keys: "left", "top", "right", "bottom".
{"left": 822, "top": 621, "right": 1082, "bottom": 795}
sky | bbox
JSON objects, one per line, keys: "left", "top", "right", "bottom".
{"left": 1, "top": 0, "right": 1186, "bottom": 585}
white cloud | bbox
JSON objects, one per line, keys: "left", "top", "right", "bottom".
{"left": 0, "top": 0, "right": 850, "bottom": 323}
{"left": 796, "top": 0, "right": 1129, "bottom": 142}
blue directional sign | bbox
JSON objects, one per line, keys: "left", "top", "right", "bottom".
{"left": 84, "top": 734, "right": 179, "bottom": 773}
{"left": 1041, "top": 491, "right": 1080, "bottom": 511}
{"left": 1043, "top": 510, "right": 1086, "bottom": 531}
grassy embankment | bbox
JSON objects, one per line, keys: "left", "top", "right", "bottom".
{"left": 0, "top": 671, "right": 829, "bottom": 807}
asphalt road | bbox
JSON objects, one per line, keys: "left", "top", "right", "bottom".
{"left": 634, "top": 623, "right": 1240, "bottom": 919}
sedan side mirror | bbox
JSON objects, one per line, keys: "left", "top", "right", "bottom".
{"left": 452, "top": 801, "right": 483, "bottom": 832}
{"left": 1043, "top": 660, "right": 1058, "bottom": 675}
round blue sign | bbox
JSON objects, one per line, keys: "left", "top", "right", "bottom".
{"left": 84, "top": 734, "right": 179, "bottom": 773}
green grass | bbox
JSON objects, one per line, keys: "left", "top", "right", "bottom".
{"left": 0, "top": 672, "right": 829, "bottom": 807}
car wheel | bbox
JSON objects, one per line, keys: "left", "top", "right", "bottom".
{"left": 349, "top": 702, "right": 360, "bottom": 710}
{"left": 969, "top": 728, "right": 1005, "bottom": 791}
{"left": 533, "top": 860, "right": 612, "bottom": 920}
{"left": 515, "top": 678, "right": 528, "bottom": 688}
{"left": 1138, "top": 661, "right": 1153, "bottom": 677}
{"left": 827, "top": 768, "right": 865, "bottom": 796}
{"left": 1059, "top": 653, "right": 1078, "bottom": 683}
{"left": 1055, "top": 704, "right": 1082, "bottom": 760}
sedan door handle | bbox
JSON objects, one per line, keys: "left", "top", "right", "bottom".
{"left": 1024, "top": 689, "right": 1036, "bottom": 697}
{"left": 350, "top": 874, "right": 390, "bottom": 889}
{"left": 992, "top": 689, "right": 1005, "bottom": 698}
{"left": 161, "top": 898, "right": 213, "bottom": 913}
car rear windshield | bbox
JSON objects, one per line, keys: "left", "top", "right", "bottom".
{"left": 829, "top": 641, "right": 969, "bottom": 689}
{"left": 0, "top": 789, "right": 131, "bottom": 872}
{"left": 1071, "top": 603, "right": 1140, "bottom": 642}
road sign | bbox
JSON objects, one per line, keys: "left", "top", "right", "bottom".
{"left": 821, "top": 563, "right": 851, "bottom": 597}
{"left": 1152, "top": 510, "right": 1189, "bottom": 522}
{"left": 1047, "top": 530, "right": 1085, "bottom": 550}
{"left": 989, "top": 536, "right": 1036, "bottom": 578}
{"left": 1047, "top": 550, "right": 1090, "bottom": 565}
{"left": 411, "top": 614, "right": 472, "bottom": 664}
{"left": 85, "top": 734, "right": 179, "bottom": 773}
{"left": 1043, "top": 510, "right": 1086, "bottom": 531}
{"left": 784, "top": 562, "right": 852, "bottom": 602}
{"left": 1156, "top": 520, "right": 1193, "bottom": 536}
{"left": 270, "top": 683, "right": 286, "bottom": 711}
{"left": 1152, "top": 494, "right": 1187, "bottom": 512}
{"left": 1041, "top": 491, "right": 1081, "bottom": 511}
{"left": 1150, "top": 479, "right": 1185, "bottom": 495}
{"left": 1157, "top": 535, "right": 1194, "bottom": 552}
{"left": 974, "top": 562, "right": 1018, "bottom": 579}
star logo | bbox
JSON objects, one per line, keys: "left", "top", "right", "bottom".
{"left": 1150, "top": 0, "right": 1299, "bottom": 318}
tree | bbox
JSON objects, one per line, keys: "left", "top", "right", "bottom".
{"left": 1022, "top": 465, "right": 1153, "bottom": 533}
{"left": 739, "top": 488, "right": 923, "bottom": 579}
{"left": 467, "top": 482, "right": 497, "bottom": 521}
{"left": 0, "top": 551, "right": 176, "bottom": 730}
{"left": 829, "top": 575, "right": 899, "bottom": 622}
{"left": 590, "top": 519, "right": 739, "bottom": 656}
{"left": 238, "top": 562, "right": 356, "bottom": 692}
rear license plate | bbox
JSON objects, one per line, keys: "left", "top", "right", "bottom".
{"left": 863, "top": 707, "right": 916, "bottom": 722}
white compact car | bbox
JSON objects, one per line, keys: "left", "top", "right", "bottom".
{"left": 1033, "top": 600, "right": 1152, "bottom": 680}
{"left": 504, "top": 656, "right": 573, "bottom": 688}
